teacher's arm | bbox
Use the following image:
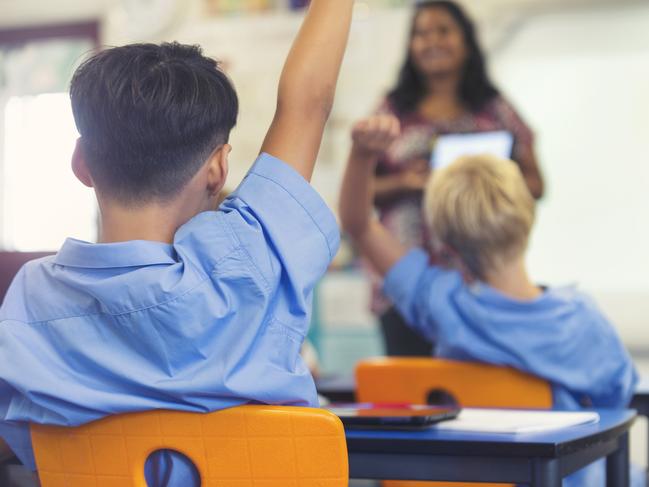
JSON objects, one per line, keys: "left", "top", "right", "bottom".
{"left": 373, "top": 158, "right": 429, "bottom": 205}
{"left": 517, "top": 147, "right": 544, "bottom": 200}
{"left": 502, "top": 97, "right": 545, "bottom": 199}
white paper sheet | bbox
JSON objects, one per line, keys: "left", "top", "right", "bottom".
{"left": 433, "top": 408, "right": 600, "bottom": 434}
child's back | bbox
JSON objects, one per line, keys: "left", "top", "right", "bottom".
{"left": 0, "top": 2, "right": 354, "bottom": 484}
{"left": 1, "top": 165, "right": 334, "bottom": 415}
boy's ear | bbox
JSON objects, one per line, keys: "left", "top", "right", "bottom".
{"left": 206, "top": 143, "right": 230, "bottom": 196}
{"left": 71, "top": 138, "right": 94, "bottom": 188}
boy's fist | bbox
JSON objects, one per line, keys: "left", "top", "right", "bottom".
{"left": 351, "top": 115, "right": 400, "bottom": 158}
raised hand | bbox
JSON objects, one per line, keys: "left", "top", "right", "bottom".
{"left": 351, "top": 114, "right": 401, "bottom": 159}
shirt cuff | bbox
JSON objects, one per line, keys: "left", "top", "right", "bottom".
{"left": 383, "top": 248, "right": 429, "bottom": 306}
{"left": 242, "top": 153, "right": 340, "bottom": 260}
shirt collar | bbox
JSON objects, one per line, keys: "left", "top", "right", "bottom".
{"left": 54, "top": 238, "right": 177, "bottom": 269}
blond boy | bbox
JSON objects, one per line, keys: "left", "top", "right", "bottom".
{"left": 340, "top": 115, "right": 638, "bottom": 487}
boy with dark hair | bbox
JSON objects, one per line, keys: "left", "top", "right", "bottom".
{"left": 0, "top": 1, "right": 354, "bottom": 484}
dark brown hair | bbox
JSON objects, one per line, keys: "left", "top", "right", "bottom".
{"left": 70, "top": 42, "right": 238, "bottom": 203}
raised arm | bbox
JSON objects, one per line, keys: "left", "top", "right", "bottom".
{"left": 518, "top": 149, "right": 544, "bottom": 200}
{"left": 339, "top": 115, "right": 407, "bottom": 276}
{"left": 260, "top": 0, "right": 354, "bottom": 181}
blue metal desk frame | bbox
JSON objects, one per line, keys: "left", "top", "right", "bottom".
{"left": 345, "top": 409, "right": 635, "bottom": 487}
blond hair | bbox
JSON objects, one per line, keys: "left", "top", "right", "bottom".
{"left": 424, "top": 154, "right": 535, "bottom": 279}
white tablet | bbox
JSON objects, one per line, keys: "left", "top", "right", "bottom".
{"left": 430, "top": 130, "right": 514, "bottom": 169}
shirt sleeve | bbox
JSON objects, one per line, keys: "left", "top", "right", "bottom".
{"left": 0, "top": 380, "right": 36, "bottom": 471}
{"left": 218, "top": 153, "right": 340, "bottom": 330}
{"left": 383, "top": 248, "right": 457, "bottom": 343}
{"left": 557, "top": 296, "right": 639, "bottom": 408}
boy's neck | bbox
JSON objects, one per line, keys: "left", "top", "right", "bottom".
{"left": 483, "top": 255, "right": 542, "bottom": 301}
{"left": 98, "top": 204, "right": 180, "bottom": 244}
{"left": 97, "top": 196, "right": 207, "bottom": 244}
{"left": 95, "top": 166, "right": 217, "bottom": 244}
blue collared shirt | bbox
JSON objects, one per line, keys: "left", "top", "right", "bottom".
{"left": 0, "top": 153, "right": 339, "bottom": 484}
{"left": 384, "top": 249, "right": 640, "bottom": 487}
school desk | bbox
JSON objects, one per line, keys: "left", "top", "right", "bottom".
{"left": 345, "top": 408, "right": 635, "bottom": 486}
{"left": 630, "top": 377, "right": 649, "bottom": 467}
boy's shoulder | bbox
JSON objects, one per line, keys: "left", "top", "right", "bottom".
{"left": 0, "top": 254, "right": 57, "bottom": 321}
{"left": 464, "top": 282, "right": 608, "bottom": 327}
{"left": 525, "top": 285, "right": 614, "bottom": 333}
{"left": 215, "top": 153, "right": 339, "bottom": 261}
{"left": 543, "top": 285, "right": 600, "bottom": 310}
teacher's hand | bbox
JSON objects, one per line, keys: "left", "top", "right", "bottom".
{"left": 398, "top": 170, "right": 429, "bottom": 192}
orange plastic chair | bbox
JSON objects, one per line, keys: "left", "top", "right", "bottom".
{"left": 356, "top": 357, "right": 553, "bottom": 487}
{"left": 31, "top": 405, "right": 348, "bottom": 487}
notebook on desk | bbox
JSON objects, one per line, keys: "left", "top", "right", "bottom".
{"left": 433, "top": 408, "right": 600, "bottom": 434}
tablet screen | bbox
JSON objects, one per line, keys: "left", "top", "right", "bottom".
{"left": 431, "top": 130, "right": 514, "bottom": 169}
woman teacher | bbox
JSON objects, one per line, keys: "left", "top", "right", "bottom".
{"left": 358, "top": 0, "right": 544, "bottom": 356}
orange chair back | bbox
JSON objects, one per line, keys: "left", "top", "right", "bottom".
{"left": 31, "top": 405, "right": 348, "bottom": 487}
{"left": 356, "top": 357, "right": 552, "bottom": 487}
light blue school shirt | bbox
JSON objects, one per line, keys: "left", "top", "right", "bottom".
{"left": 384, "top": 249, "right": 640, "bottom": 487}
{"left": 0, "top": 153, "right": 339, "bottom": 485}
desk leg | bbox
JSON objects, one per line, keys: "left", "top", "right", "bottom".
{"left": 607, "top": 431, "right": 630, "bottom": 487}
{"left": 531, "top": 458, "right": 560, "bottom": 487}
